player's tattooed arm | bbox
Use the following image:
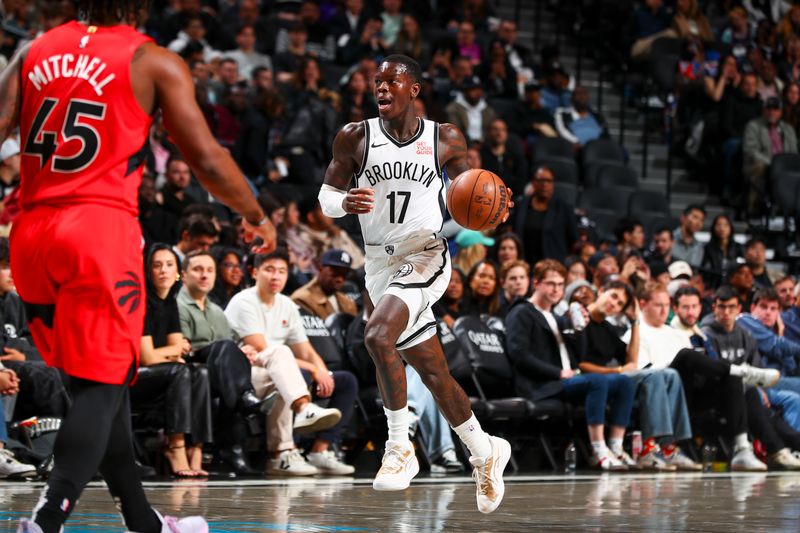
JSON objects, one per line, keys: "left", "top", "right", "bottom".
{"left": 438, "top": 123, "right": 470, "bottom": 179}
{"left": 325, "top": 122, "right": 374, "bottom": 215}
{"left": 0, "top": 44, "right": 29, "bottom": 141}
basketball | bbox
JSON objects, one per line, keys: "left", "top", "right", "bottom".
{"left": 446, "top": 169, "right": 509, "bottom": 231}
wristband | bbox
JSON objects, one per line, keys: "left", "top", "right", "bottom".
{"left": 318, "top": 184, "right": 348, "bottom": 218}
{"left": 247, "top": 215, "right": 270, "bottom": 227}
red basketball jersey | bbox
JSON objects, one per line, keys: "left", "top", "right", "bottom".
{"left": 19, "top": 21, "right": 153, "bottom": 215}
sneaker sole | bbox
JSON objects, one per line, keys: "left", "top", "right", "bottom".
{"left": 478, "top": 437, "right": 511, "bottom": 514}
{"left": 293, "top": 411, "right": 342, "bottom": 434}
{"left": 373, "top": 456, "right": 419, "bottom": 491}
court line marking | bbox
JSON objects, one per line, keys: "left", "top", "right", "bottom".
{"left": 1, "top": 471, "right": 798, "bottom": 490}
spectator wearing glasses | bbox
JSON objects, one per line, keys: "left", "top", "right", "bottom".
{"left": 513, "top": 166, "right": 578, "bottom": 265}
{"left": 210, "top": 248, "right": 246, "bottom": 309}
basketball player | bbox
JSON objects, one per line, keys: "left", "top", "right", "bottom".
{"left": 318, "top": 54, "right": 512, "bottom": 514}
{"left": 0, "top": 2, "right": 277, "bottom": 532}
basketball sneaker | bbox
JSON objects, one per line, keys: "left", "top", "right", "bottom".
{"left": 662, "top": 446, "right": 702, "bottom": 471}
{"left": 293, "top": 403, "right": 342, "bottom": 434}
{"left": 156, "top": 510, "right": 209, "bottom": 533}
{"left": 16, "top": 519, "right": 41, "bottom": 533}
{"left": 469, "top": 435, "right": 511, "bottom": 514}
{"left": 592, "top": 447, "right": 629, "bottom": 471}
{"left": 731, "top": 444, "right": 768, "bottom": 471}
{"left": 373, "top": 440, "right": 419, "bottom": 491}
{"left": 636, "top": 445, "right": 676, "bottom": 471}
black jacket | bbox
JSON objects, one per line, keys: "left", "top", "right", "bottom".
{"left": 0, "top": 292, "right": 41, "bottom": 361}
{"left": 513, "top": 195, "right": 578, "bottom": 264}
{"left": 504, "top": 299, "right": 579, "bottom": 400}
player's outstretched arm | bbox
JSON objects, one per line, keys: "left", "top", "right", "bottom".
{"left": 0, "top": 44, "right": 30, "bottom": 141}
{"left": 320, "top": 122, "right": 373, "bottom": 217}
{"left": 142, "top": 44, "right": 275, "bottom": 246}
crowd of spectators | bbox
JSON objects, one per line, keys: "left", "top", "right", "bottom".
{"left": 629, "top": 0, "right": 800, "bottom": 215}
{"left": 3, "top": 0, "right": 800, "bottom": 478}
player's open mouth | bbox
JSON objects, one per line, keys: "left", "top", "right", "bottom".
{"left": 377, "top": 98, "right": 391, "bottom": 112}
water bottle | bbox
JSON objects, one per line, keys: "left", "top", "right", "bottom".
{"left": 564, "top": 441, "right": 577, "bottom": 473}
{"left": 701, "top": 443, "right": 716, "bottom": 472}
{"left": 569, "top": 302, "right": 586, "bottom": 331}
{"left": 631, "top": 431, "right": 643, "bottom": 461}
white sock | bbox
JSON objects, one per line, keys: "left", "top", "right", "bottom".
{"left": 734, "top": 433, "right": 750, "bottom": 450}
{"left": 452, "top": 413, "right": 492, "bottom": 459}
{"left": 591, "top": 440, "right": 608, "bottom": 455}
{"left": 384, "top": 406, "right": 411, "bottom": 445}
{"left": 729, "top": 364, "right": 745, "bottom": 377}
{"left": 608, "top": 438, "right": 624, "bottom": 454}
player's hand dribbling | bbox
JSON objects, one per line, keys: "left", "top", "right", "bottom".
{"left": 501, "top": 188, "right": 514, "bottom": 223}
{"left": 244, "top": 218, "right": 278, "bottom": 254}
{"left": 344, "top": 187, "right": 375, "bottom": 215}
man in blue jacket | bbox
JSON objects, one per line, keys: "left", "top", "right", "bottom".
{"left": 738, "top": 287, "right": 800, "bottom": 380}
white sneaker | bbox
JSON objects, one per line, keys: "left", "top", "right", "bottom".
{"left": 768, "top": 448, "right": 800, "bottom": 470}
{"left": 266, "top": 449, "right": 319, "bottom": 476}
{"left": 16, "top": 519, "right": 42, "bottom": 533}
{"left": 637, "top": 446, "right": 677, "bottom": 471}
{"left": 737, "top": 364, "right": 780, "bottom": 388}
{"left": 430, "top": 448, "right": 465, "bottom": 474}
{"left": 156, "top": 510, "right": 209, "bottom": 533}
{"left": 592, "top": 446, "right": 628, "bottom": 471}
{"left": 469, "top": 435, "right": 511, "bottom": 514}
{"left": 0, "top": 449, "right": 36, "bottom": 479}
{"left": 293, "top": 403, "right": 342, "bottom": 434}
{"left": 731, "top": 444, "right": 768, "bottom": 471}
{"left": 373, "top": 440, "right": 419, "bottom": 491}
{"left": 307, "top": 450, "right": 355, "bottom": 475}
{"left": 611, "top": 448, "right": 640, "bottom": 469}
{"left": 663, "top": 447, "right": 702, "bottom": 471}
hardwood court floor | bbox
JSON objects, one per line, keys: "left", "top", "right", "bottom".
{"left": 1, "top": 472, "right": 799, "bottom": 532}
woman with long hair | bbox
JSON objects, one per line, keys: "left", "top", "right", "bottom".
{"left": 701, "top": 213, "right": 743, "bottom": 287}
{"left": 393, "top": 15, "right": 429, "bottom": 64}
{"left": 463, "top": 260, "right": 502, "bottom": 317}
{"left": 210, "top": 247, "right": 246, "bottom": 308}
{"left": 782, "top": 82, "right": 800, "bottom": 135}
{"left": 339, "top": 69, "right": 378, "bottom": 124}
{"left": 131, "top": 244, "right": 214, "bottom": 478}
{"left": 433, "top": 268, "right": 466, "bottom": 328}
{"left": 492, "top": 232, "right": 525, "bottom": 267}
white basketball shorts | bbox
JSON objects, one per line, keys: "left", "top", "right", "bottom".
{"left": 364, "top": 233, "right": 451, "bottom": 350}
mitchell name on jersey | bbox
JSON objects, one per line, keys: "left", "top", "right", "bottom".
{"left": 27, "top": 53, "right": 116, "bottom": 96}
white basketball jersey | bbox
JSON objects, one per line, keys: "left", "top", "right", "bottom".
{"left": 354, "top": 117, "right": 446, "bottom": 246}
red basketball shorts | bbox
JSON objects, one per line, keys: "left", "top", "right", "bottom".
{"left": 10, "top": 204, "right": 145, "bottom": 384}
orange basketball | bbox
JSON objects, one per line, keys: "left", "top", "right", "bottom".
{"left": 446, "top": 169, "right": 509, "bottom": 231}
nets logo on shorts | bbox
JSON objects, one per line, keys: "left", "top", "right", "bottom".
{"left": 392, "top": 263, "right": 414, "bottom": 279}
{"left": 114, "top": 271, "right": 142, "bottom": 314}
